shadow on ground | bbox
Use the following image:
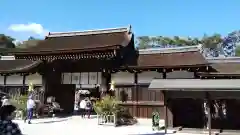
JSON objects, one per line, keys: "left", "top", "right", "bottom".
{"left": 34, "top": 118, "right": 69, "bottom": 124}
{"left": 130, "top": 132, "right": 174, "bottom": 135}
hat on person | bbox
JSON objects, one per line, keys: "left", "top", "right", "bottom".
{"left": 28, "top": 95, "right": 33, "bottom": 99}
{"left": 0, "top": 105, "right": 16, "bottom": 118}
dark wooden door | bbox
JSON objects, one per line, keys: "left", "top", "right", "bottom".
{"left": 171, "top": 99, "right": 204, "bottom": 128}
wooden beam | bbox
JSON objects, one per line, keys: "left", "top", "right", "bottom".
{"left": 164, "top": 91, "right": 168, "bottom": 134}
{"left": 206, "top": 92, "right": 212, "bottom": 135}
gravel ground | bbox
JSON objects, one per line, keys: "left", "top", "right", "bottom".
{"left": 14, "top": 116, "right": 205, "bottom": 135}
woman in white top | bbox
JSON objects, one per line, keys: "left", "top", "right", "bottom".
{"left": 79, "top": 99, "right": 86, "bottom": 118}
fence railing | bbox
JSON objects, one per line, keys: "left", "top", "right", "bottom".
{"left": 97, "top": 114, "right": 117, "bottom": 126}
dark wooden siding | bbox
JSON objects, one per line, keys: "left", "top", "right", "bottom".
{"left": 115, "top": 85, "right": 165, "bottom": 118}
{"left": 120, "top": 104, "right": 165, "bottom": 119}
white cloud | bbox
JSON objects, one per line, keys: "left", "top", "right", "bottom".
{"left": 8, "top": 23, "right": 49, "bottom": 36}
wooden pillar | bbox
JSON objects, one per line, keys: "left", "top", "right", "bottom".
{"left": 3, "top": 75, "right": 7, "bottom": 92}
{"left": 134, "top": 72, "right": 138, "bottom": 117}
{"left": 163, "top": 71, "right": 168, "bottom": 133}
{"left": 22, "top": 75, "right": 26, "bottom": 93}
{"left": 206, "top": 92, "right": 212, "bottom": 135}
{"left": 164, "top": 91, "right": 168, "bottom": 134}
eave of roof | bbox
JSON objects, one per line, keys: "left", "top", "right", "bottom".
{"left": 136, "top": 45, "right": 208, "bottom": 68}
{"left": 12, "top": 25, "right": 133, "bottom": 55}
{"left": 205, "top": 57, "right": 240, "bottom": 74}
{"left": 0, "top": 60, "right": 42, "bottom": 74}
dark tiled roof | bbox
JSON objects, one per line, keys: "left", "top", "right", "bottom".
{"left": 136, "top": 51, "right": 207, "bottom": 68}
{"left": 205, "top": 63, "right": 240, "bottom": 75}
{"left": 13, "top": 26, "right": 132, "bottom": 55}
{"left": 0, "top": 60, "right": 42, "bottom": 73}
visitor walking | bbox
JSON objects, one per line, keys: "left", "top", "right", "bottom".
{"left": 85, "top": 98, "right": 92, "bottom": 119}
{"left": 79, "top": 99, "right": 86, "bottom": 118}
{"left": 24, "top": 95, "right": 35, "bottom": 124}
{"left": 0, "top": 105, "right": 22, "bottom": 135}
{"left": 1, "top": 96, "right": 11, "bottom": 106}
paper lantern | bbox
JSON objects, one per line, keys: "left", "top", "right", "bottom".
{"left": 28, "top": 82, "right": 34, "bottom": 92}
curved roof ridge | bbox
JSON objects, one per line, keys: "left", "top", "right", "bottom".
{"left": 47, "top": 25, "right": 132, "bottom": 38}
{"left": 139, "top": 44, "right": 203, "bottom": 54}
{"left": 207, "top": 56, "right": 240, "bottom": 63}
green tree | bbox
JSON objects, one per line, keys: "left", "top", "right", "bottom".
{"left": 16, "top": 36, "right": 42, "bottom": 49}
{"left": 235, "top": 46, "right": 240, "bottom": 56}
{"left": 136, "top": 36, "right": 151, "bottom": 49}
{"left": 0, "top": 34, "right": 16, "bottom": 55}
{"left": 201, "top": 34, "right": 222, "bottom": 49}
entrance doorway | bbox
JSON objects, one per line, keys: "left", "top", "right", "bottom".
{"left": 171, "top": 98, "right": 204, "bottom": 128}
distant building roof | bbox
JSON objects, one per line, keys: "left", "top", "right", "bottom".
{"left": 12, "top": 26, "right": 133, "bottom": 55}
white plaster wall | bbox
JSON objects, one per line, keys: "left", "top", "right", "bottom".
{"left": 71, "top": 73, "right": 80, "bottom": 84}
{"left": 62, "top": 72, "right": 102, "bottom": 85}
{"left": 25, "top": 73, "right": 42, "bottom": 85}
{"left": 62, "top": 73, "right": 71, "bottom": 84}
{"left": 166, "top": 71, "right": 194, "bottom": 79}
{"left": 6, "top": 75, "right": 23, "bottom": 85}
{"left": 80, "top": 72, "right": 88, "bottom": 84}
{"left": 138, "top": 71, "right": 162, "bottom": 84}
{"left": 0, "top": 76, "right": 4, "bottom": 84}
{"left": 111, "top": 72, "right": 134, "bottom": 85}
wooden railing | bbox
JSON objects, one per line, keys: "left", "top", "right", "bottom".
{"left": 97, "top": 114, "right": 117, "bottom": 126}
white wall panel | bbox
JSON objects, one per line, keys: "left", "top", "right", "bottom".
{"left": 138, "top": 71, "right": 162, "bottom": 84}
{"left": 89, "top": 72, "right": 97, "bottom": 84}
{"left": 6, "top": 75, "right": 23, "bottom": 85}
{"left": 62, "top": 73, "right": 71, "bottom": 84}
{"left": 167, "top": 71, "right": 194, "bottom": 79}
{"left": 111, "top": 72, "right": 134, "bottom": 85}
{"left": 80, "top": 72, "right": 88, "bottom": 84}
{"left": 71, "top": 73, "right": 80, "bottom": 84}
{"left": 26, "top": 73, "right": 42, "bottom": 85}
{"left": 0, "top": 76, "right": 4, "bottom": 84}
{"left": 97, "top": 72, "right": 102, "bottom": 84}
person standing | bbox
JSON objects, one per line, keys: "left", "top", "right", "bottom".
{"left": 79, "top": 99, "right": 86, "bottom": 118}
{"left": 0, "top": 105, "right": 22, "bottom": 135}
{"left": 85, "top": 98, "right": 92, "bottom": 119}
{"left": 24, "top": 95, "right": 35, "bottom": 124}
{"left": 1, "top": 96, "right": 11, "bottom": 106}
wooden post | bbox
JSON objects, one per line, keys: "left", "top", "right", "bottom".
{"left": 22, "top": 75, "right": 26, "bottom": 92}
{"left": 164, "top": 91, "right": 168, "bottom": 134}
{"left": 206, "top": 92, "right": 212, "bottom": 135}
{"left": 134, "top": 72, "right": 138, "bottom": 117}
{"left": 3, "top": 75, "right": 7, "bottom": 92}
{"left": 163, "top": 71, "right": 168, "bottom": 134}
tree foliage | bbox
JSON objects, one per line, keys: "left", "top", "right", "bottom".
{"left": 0, "top": 34, "right": 16, "bottom": 55}
{"left": 136, "top": 34, "right": 223, "bottom": 50}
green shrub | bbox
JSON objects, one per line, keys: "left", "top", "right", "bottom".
{"left": 93, "top": 95, "right": 119, "bottom": 115}
{"left": 11, "top": 95, "right": 28, "bottom": 117}
{"left": 93, "top": 95, "right": 137, "bottom": 126}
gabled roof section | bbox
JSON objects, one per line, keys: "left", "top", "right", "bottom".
{"left": 0, "top": 60, "right": 42, "bottom": 74}
{"left": 206, "top": 57, "right": 240, "bottom": 74}
{"left": 135, "top": 45, "right": 208, "bottom": 68}
{"left": 12, "top": 25, "right": 133, "bottom": 55}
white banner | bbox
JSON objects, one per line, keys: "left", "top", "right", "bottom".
{"left": 89, "top": 72, "right": 97, "bottom": 84}
{"left": 80, "top": 72, "right": 88, "bottom": 84}
{"left": 71, "top": 73, "right": 80, "bottom": 84}
{"left": 6, "top": 75, "right": 23, "bottom": 85}
{"left": 62, "top": 73, "right": 71, "bottom": 84}
{"left": 111, "top": 72, "right": 134, "bottom": 85}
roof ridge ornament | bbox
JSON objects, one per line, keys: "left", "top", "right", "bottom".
{"left": 139, "top": 44, "right": 202, "bottom": 54}
{"left": 206, "top": 56, "right": 240, "bottom": 63}
{"left": 47, "top": 26, "right": 130, "bottom": 38}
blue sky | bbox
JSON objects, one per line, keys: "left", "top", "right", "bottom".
{"left": 1, "top": 0, "right": 240, "bottom": 40}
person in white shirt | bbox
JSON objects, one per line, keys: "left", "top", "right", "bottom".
{"left": 1, "top": 96, "right": 11, "bottom": 106}
{"left": 79, "top": 99, "right": 86, "bottom": 118}
{"left": 24, "top": 95, "right": 35, "bottom": 124}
